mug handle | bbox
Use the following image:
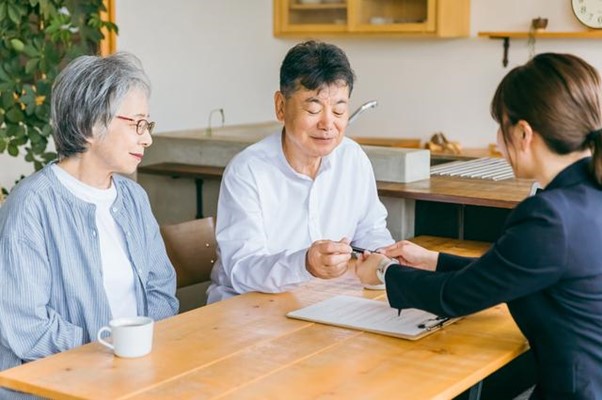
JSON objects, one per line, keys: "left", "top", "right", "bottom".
{"left": 97, "top": 326, "right": 114, "bottom": 350}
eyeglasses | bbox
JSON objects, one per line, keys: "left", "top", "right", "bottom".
{"left": 116, "top": 115, "right": 156, "bottom": 136}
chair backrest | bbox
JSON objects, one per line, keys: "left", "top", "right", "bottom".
{"left": 160, "top": 217, "right": 216, "bottom": 289}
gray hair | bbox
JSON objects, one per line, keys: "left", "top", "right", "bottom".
{"left": 50, "top": 52, "right": 151, "bottom": 159}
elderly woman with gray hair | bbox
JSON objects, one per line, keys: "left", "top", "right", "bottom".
{"left": 0, "top": 52, "right": 178, "bottom": 385}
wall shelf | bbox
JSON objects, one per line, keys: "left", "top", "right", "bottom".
{"left": 478, "top": 30, "right": 602, "bottom": 67}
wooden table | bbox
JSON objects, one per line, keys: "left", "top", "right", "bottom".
{"left": 0, "top": 237, "right": 528, "bottom": 399}
{"left": 377, "top": 175, "right": 533, "bottom": 209}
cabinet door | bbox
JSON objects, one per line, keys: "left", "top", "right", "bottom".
{"left": 273, "top": 0, "right": 469, "bottom": 37}
{"left": 274, "top": 0, "right": 349, "bottom": 35}
{"left": 348, "top": 0, "right": 436, "bottom": 33}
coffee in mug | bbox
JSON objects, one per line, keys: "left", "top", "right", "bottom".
{"left": 97, "top": 316, "right": 154, "bottom": 358}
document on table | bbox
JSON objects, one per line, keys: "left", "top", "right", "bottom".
{"left": 287, "top": 295, "right": 460, "bottom": 340}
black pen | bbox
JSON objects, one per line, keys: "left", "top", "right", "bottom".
{"left": 397, "top": 309, "right": 402, "bottom": 317}
{"left": 350, "top": 245, "right": 378, "bottom": 259}
{"left": 351, "top": 245, "right": 374, "bottom": 254}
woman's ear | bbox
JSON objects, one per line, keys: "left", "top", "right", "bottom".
{"left": 516, "top": 120, "right": 534, "bottom": 151}
{"left": 274, "top": 91, "right": 285, "bottom": 122}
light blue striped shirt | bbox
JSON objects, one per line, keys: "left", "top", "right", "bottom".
{"left": 0, "top": 164, "right": 178, "bottom": 383}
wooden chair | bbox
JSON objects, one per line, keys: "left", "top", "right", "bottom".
{"left": 160, "top": 217, "right": 217, "bottom": 289}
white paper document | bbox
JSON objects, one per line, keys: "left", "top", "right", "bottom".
{"left": 287, "top": 295, "right": 460, "bottom": 340}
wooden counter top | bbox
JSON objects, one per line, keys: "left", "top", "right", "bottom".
{"left": 377, "top": 175, "right": 534, "bottom": 209}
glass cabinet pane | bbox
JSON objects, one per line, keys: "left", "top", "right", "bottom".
{"left": 350, "top": 0, "right": 435, "bottom": 32}
{"left": 287, "top": 0, "right": 348, "bottom": 29}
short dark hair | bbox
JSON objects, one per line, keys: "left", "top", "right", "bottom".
{"left": 491, "top": 52, "right": 602, "bottom": 185}
{"left": 279, "top": 40, "right": 355, "bottom": 98}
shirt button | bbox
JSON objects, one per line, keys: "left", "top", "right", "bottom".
{"left": 138, "top": 268, "right": 142, "bottom": 274}
{"left": 92, "top": 230, "right": 97, "bottom": 237}
{"left": 112, "top": 207, "right": 118, "bottom": 213}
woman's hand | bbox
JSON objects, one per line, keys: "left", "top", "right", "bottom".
{"left": 380, "top": 240, "right": 439, "bottom": 271}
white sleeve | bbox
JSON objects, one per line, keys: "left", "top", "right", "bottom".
{"left": 216, "top": 165, "right": 313, "bottom": 295}
{"left": 351, "top": 151, "right": 394, "bottom": 250}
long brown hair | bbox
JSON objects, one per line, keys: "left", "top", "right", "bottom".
{"left": 491, "top": 53, "right": 602, "bottom": 185}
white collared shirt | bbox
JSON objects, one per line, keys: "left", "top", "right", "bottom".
{"left": 207, "top": 132, "right": 393, "bottom": 303}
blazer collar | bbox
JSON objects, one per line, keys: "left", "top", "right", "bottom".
{"left": 545, "top": 157, "right": 592, "bottom": 191}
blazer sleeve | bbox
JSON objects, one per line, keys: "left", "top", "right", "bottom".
{"left": 436, "top": 253, "right": 476, "bottom": 272}
{"left": 385, "top": 195, "right": 568, "bottom": 317}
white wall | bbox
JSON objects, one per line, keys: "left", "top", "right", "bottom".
{"left": 2, "top": 0, "right": 600, "bottom": 190}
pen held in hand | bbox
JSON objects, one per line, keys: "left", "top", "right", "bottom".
{"left": 350, "top": 245, "right": 377, "bottom": 259}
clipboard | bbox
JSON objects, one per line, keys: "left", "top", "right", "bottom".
{"left": 286, "top": 295, "right": 460, "bottom": 341}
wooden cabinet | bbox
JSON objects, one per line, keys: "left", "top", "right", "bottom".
{"left": 274, "top": 0, "right": 470, "bottom": 38}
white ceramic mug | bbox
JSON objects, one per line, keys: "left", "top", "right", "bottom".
{"left": 97, "top": 316, "right": 154, "bottom": 358}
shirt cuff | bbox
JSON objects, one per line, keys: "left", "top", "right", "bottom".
{"left": 291, "top": 248, "right": 314, "bottom": 281}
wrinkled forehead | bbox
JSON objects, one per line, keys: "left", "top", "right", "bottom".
{"left": 296, "top": 80, "right": 350, "bottom": 100}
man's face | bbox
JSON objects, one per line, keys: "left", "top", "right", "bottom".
{"left": 275, "top": 82, "right": 350, "bottom": 165}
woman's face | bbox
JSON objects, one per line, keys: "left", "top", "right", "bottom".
{"left": 87, "top": 88, "right": 152, "bottom": 176}
{"left": 496, "top": 127, "right": 510, "bottom": 161}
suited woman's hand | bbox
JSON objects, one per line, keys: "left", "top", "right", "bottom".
{"left": 380, "top": 240, "right": 438, "bottom": 271}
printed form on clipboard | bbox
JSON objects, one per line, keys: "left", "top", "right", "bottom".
{"left": 287, "top": 295, "right": 461, "bottom": 341}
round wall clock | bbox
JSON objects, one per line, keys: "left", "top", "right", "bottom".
{"left": 572, "top": 0, "right": 602, "bottom": 28}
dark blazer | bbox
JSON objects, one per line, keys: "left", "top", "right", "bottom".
{"left": 386, "top": 157, "right": 602, "bottom": 399}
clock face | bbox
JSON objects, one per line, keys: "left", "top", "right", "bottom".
{"left": 572, "top": 0, "right": 602, "bottom": 28}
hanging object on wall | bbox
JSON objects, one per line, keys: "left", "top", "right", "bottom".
{"left": 528, "top": 17, "right": 548, "bottom": 59}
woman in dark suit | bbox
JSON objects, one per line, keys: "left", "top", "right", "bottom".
{"left": 357, "top": 53, "right": 602, "bottom": 399}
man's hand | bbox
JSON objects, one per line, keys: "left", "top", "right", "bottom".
{"left": 355, "top": 253, "right": 390, "bottom": 286}
{"left": 306, "top": 238, "right": 352, "bottom": 279}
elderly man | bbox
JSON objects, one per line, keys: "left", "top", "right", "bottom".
{"left": 207, "top": 41, "right": 394, "bottom": 303}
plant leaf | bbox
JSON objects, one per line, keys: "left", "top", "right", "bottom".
{"left": 6, "top": 108, "right": 24, "bottom": 123}
{"left": 7, "top": 143, "right": 19, "bottom": 157}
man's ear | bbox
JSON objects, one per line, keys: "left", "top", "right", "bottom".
{"left": 274, "top": 91, "right": 285, "bottom": 122}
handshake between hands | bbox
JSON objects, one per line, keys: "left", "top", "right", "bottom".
{"left": 305, "top": 238, "right": 439, "bottom": 286}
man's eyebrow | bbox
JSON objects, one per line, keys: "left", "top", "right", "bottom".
{"left": 304, "top": 97, "right": 321, "bottom": 104}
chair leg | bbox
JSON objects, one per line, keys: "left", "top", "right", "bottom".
{"left": 194, "top": 178, "right": 204, "bottom": 219}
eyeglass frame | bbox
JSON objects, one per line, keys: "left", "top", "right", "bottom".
{"left": 115, "top": 115, "right": 156, "bottom": 136}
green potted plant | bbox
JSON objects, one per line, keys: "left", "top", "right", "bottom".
{"left": 0, "top": 0, "right": 117, "bottom": 192}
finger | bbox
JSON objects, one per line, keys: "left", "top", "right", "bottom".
{"left": 379, "top": 242, "right": 401, "bottom": 252}
{"left": 328, "top": 261, "right": 349, "bottom": 278}
{"left": 338, "top": 237, "right": 351, "bottom": 245}
{"left": 320, "top": 241, "right": 353, "bottom": 255}
{"left": 323, "top": 252, "right": 352, "bottom": 266}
